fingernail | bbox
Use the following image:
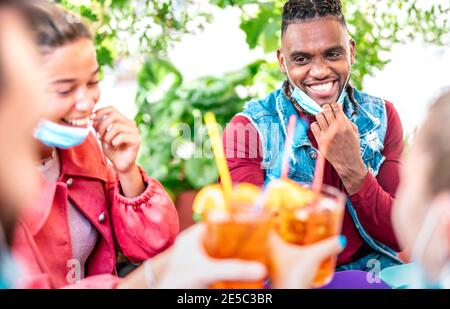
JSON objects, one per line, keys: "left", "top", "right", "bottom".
{"left": 338, "top": 235, "right": 347, "bottom": 248}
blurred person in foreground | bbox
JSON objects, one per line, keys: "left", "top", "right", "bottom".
{"left": 10, "top": 0, "right": 178, "bottom": 288}
{"left": 0, "top": 0, "right": 47, "bottom": 288}
{"left": 392, "top": 92, "right": 450, "bottom": 289}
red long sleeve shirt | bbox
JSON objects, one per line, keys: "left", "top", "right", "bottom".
{"left": 223, "top": 101, "right": 403, "bottom": 266}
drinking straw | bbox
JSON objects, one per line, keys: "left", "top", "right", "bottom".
{"left": 253, "top": 115, "right": 297, "bottom": 211}
{"left": 312, "top": 123, "right": 339, "bottom": 193}
{"left": 281, "top": 115, "right": 297, "bottom": 179}
{"left": 312, "top": 152, "right": 326, "bottom": 193}
{"left": 204, "top": 112, "right": 233, "bottom": 207}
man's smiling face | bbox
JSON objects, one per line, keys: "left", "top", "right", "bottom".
{"left": 278, "top": 18, "right": 355, "bottom": 106}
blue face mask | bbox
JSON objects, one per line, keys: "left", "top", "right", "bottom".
{"left": 34, "top": 119, "right": 91, "bottom": 149}
{"left": 0, "top": 223, "right": 20, "bottom": 289}
{"left": 283, "top": 56, "right": 349, "bottom": 115}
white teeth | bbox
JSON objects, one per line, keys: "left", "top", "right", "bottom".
{"left": 309, "top": 82, "right": 334, "bottom": 93}
{"left": 63, "top": 117, "right": 90, "bottom": 127}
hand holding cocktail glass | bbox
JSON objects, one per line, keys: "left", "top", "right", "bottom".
{"left": 191, "top": 112, "right": 346, "bottom": 289}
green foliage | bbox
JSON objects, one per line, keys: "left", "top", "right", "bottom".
{"left": 135, "top": 57, "right": 264, "bottom": 195}
{"left": 344, "top": 0, "right": 450, "bottom": 88}
{"left": 210, "top": 0, "right": 450, "bottom": 89}
{"left": 58, "top": 0, "right": 450, "bottom": 195}
{"left": 56, "top": 0, "right": 212, "bottom": 66}
{"left": 239, "top": 2, "right": 282, "bottom": 52}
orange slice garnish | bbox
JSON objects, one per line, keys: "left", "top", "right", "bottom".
{"left": 264, "top": 179, "right": 315, "bottom": 212}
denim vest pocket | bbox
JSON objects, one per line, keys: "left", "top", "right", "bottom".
{"left": 361, "top": 132, "right": 385, "bottom": 177}
{"left": 287, "top": 147, "right": 315, "bottom": 183}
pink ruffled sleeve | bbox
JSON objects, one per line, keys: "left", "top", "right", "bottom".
{"left": 108, "top": 165, "right": 179, "bottom": 262}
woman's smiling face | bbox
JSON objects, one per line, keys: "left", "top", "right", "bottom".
{"left": 43, "top": 38, "right": 100, "bottom": 128}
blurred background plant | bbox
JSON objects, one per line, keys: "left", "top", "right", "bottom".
{"left": 57, "top": 0, "right": 450, "bottom": 215}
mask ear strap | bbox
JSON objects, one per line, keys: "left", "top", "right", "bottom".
{"left": 411, "top": 202, "right": 440, "bottom": 263}
{"left": 283, "top": 56, "right": 296, "bottom": 90}
{"left": 343, "top": 75, "right": 351, "bottom": 92}
{"left": 337, "top": 73, "right": 352, "bottom": 104}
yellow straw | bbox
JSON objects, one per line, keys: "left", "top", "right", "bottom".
{"left": 204, "top": 112, "right": 233, "bottom": 206}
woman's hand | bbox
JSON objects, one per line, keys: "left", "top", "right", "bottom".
{"left": 93, "top": 107, "right": 145, "bottom": 197}
{"left": 93, "top": 107, "right": 141, "bottom": 174}
{"left": 270, "top": 232, "right": 346, "bottom": 289}
{"left": 118, "top": 224, "right": 267, "bottom": 289}
{"left": 156, "top": 224, "right": 267, "bottom": 289}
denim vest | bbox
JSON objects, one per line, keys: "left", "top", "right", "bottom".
{"left": 239, "top": 87, "right": 403, "bottom": 269}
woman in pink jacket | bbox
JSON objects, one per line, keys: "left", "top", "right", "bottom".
{"left": 11, "top": 1, "right": 179, "bottom": 288}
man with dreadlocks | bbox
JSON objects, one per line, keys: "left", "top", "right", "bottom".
{"left": 223, "top": 0, "right": 404, "bottom": 271}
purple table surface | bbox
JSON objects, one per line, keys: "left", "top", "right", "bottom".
{"left": 320, "top": 270, "right": 391, "bottom": 289}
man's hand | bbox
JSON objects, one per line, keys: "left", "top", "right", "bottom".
{"left": 311, "top": 103, "right": 368, "bottom": 195}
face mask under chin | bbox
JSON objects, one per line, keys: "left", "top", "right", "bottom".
{"left": 33, "top": 119, "right": 91, "bottom": 149}
{"left": 283, "top": 56, "right": 350, "bottom": 115}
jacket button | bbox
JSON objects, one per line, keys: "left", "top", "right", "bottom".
{"left": 368, "top": 167, "right": 374, "bottom": 174}
{"left": 98, "top": 212, "right": 106, "bottom": 223}
{"left": 66, "top": 178, "right": 74, "bottom": 187}
{"left": 309, "top": 151, "right": 318, "bottom": 159}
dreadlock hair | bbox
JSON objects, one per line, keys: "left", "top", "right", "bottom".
{"left": 281, "top": 0, "right": 359, "bottom": 115}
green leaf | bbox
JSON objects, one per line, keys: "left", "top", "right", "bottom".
{"left": 96, "top": 45, "right": 114, "bottom": 67}
{"left": 137, "top": 58, "right": 183, "bottom": 93}
{"left": 79, "top": 5, "right": 98, "bottom": 22}
{"left": 240, "top": 6, "right": 280, "bottom": 51}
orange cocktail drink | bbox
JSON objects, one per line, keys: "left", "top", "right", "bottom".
{"left": 274, "top": 183, "right": 345, "bottom": 287}
{"left": 203, "top": 204, "right": 272, "bottom": 289}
